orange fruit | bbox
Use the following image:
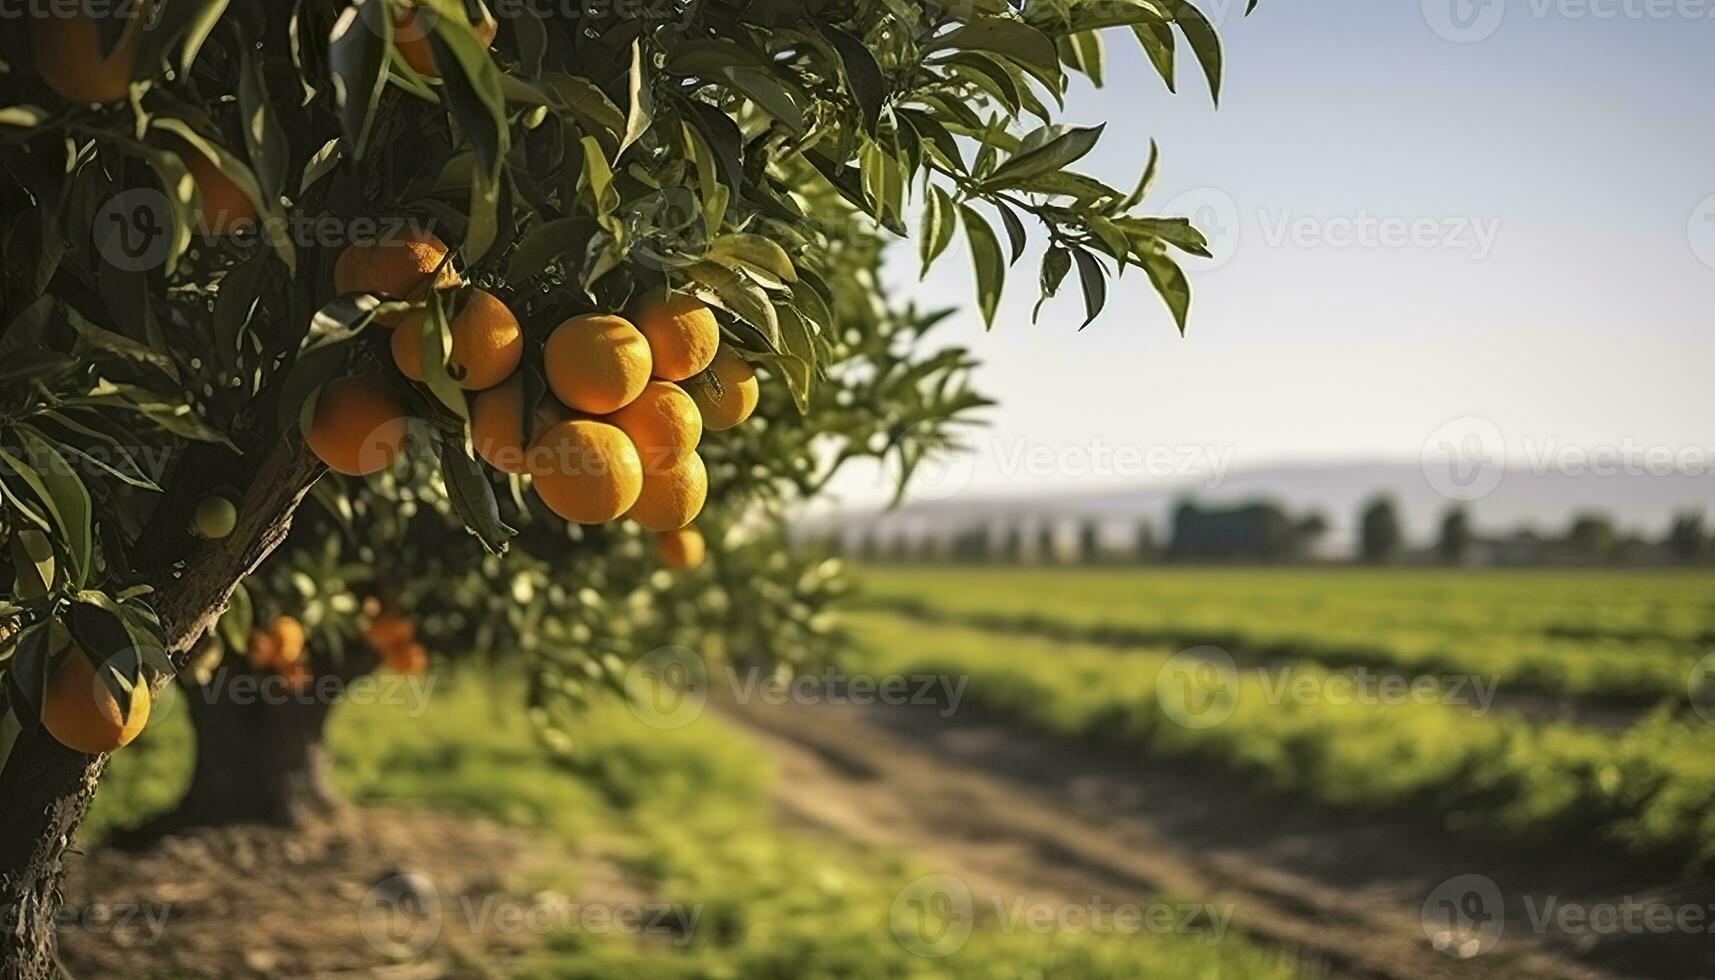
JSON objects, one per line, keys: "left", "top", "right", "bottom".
{"left": 390, "top": 288, "right": 522, "bottom": 391}
{"left": 543, "top": 314, "right": 652, "bottom": 415}
{"left": 271, "top": 616, "right": 305, "bottom": 667}
{"left": 470, "top": 375, "right": 567, "bottom": 475}
{"left": 333, "top": 227, "right": 461, "bottom": 326}
{"left": 386, "top": 642, "right": 429, "bottom": 675}
{"left": 41, "top": 651, "right": 150, "bottom": 754}
{"left": 687, "top": 348, "right": 759, "bottom": 432}
{"left": 364, "top": 611, "right": 415, "bottom": 653}
{"left": 31, "top": 7, "right": 145, "bottom": 104}
{"left": 606, "top": 380, "right": 702, "bottom": 474}
{"left": 530, "top": 418, "right": 643, "bottom": 524}
{"left": 627, "top": 452, "right": 707, "bottom": 533}
{"left": 248, "top": 627, "right": 280, "bottom": 670}
{"left": 179, "top": 143, "right": 260, "bottom": 235}
{"left": 633, "top": 291, "right": 720, "bottom": 382}
{"left": 655, "top": 526, "right": 706, "bottom": 570}
{"left": 393, "top": 4, "right": 499, "bottom": 78}
{"left": 305, "top": 377, "right": 409, "bottom": 477}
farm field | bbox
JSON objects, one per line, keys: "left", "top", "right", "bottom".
{"left": 849, "top": 567, "right": 1715, "bottom": 868}
{"left": 76, "top": 674, "right": 1314, "bottom": 980}
{"left": 858, "top": 567, "right": 1715, "bottom": 703}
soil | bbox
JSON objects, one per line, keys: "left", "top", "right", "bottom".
{"left": 57, "top": 806, "right": 646, "bottom": 979}
{"left": 726, "top": 696, "right": 1715, "bottom": 980}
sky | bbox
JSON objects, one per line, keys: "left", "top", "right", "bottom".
{"left": 825, "top": 0, "right": 1715, "bottom": 511}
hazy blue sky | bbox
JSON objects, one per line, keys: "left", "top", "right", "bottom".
{"left": 831, "top": 1, "right": 1715, "bottom": 508}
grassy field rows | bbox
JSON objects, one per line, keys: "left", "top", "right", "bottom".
{"left": 89, "top": 676, "right": 1316, "bottom": 979}
{"left": 843, "top": 611, "right": 1715, "bottom": 870}
{"left": 858, "top": 568, "right": 1715, "bottom": 703}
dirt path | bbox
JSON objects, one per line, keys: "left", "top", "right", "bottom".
{"left": 727, "top": 697, "right": 1713, "bottom": 980}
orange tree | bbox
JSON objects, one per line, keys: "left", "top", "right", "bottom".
{"left": 0, "top": 0, "right": 1245, "bottom": 972}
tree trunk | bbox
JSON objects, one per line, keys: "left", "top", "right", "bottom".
{"left": 0, "top": 430, "right": 326, "bottom": 979}
{"left": 120, "top": 668, "right": 346, "bottom": 842}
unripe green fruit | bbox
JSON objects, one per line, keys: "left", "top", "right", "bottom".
{"left": 193, "top": 496, "right": 238, "bottom": 539}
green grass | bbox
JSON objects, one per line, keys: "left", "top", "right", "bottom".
{"left": 91, "top": 673, "right": 1316, "bottom": 979}
{"left": 858, "top": 566, "right": 1715, "bottom": 701}
{"left": 842, "top": 610, "right": 1715, "bottom": 869}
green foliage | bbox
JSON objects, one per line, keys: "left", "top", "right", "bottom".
{"left": 859, "top": 567, "right": 1715, "bottom": 701}
{"left": 846, "top": 609, "right": 1715, "bottom": 869}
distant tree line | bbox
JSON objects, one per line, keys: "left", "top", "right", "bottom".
{"left": 821, "top": 497, "right": 1714, "bottom": 568}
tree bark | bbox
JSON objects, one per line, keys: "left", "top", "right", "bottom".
{"left": 0, "top": 432, "right": 326, "bottom": 979}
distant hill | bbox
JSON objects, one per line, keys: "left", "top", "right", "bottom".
{"left": 811, "top": 461, "right": 1713, "bottom": 552}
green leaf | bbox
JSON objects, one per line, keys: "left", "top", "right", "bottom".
{"left": 994, "top": 200, "right": 1027, "bottom": 265}
{"left": 1034, "top": 245, "right": 1072, "bottom": 322}
{"left": 958, "top": 204, "right": 1005, "bottom": 329}
{"left": 930, "top": 17, "right": 1063, "bottom": 91}
{"left": 1173, "top": 0, "right": 1225, "bottom": 104}
{"left": 686, "top": 262, "right": 780, "bottom": 349}
{"left": 439, "top": 437, "right": 515, "bottom": 555}
{"left": 706, "top": 234, "right": 797, "bottom": 285}
{"left": 416, "top": 291, "right": 470, "bottom": 421}
{"left": 1072, "top": 248, "right": 1108, "bottom": 330}
{"left": 1063, "top": 31, "right": 1106, "bottom": 86}
{"left": 328, "top": 0, "right": 390, "bottom": 158}
{"left": 1141, "top": 247, "right": 1193, "bottom": 334}
{"left": 506, "top": 217, "right": 595, "bottom": 282}
{"left": 239, "top": 49, "right": 290, "bottom": 201}
{"left": 920, "top": 183, "right": 956, "bottom": 277}
{"left": 822, "top": 24, "right": 885, "bottom": 136}
{"left": 620, "top": 39, "right": 654, "bottom": 156}
{"left": 12, "top": 427, "right": 93, "bottom": 587}
{"left": 1132, "top": 22, "right": 1177, "bottom": 94}
{"left": 719, "top": 67, "right": 805, "bottom": 134}
{"left": 983, "top": 124, "right": 1104, "bottom": 189}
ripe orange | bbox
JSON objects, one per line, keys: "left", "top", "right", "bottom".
{"left": 687, "top": 348, "right": 759, "bottom": 432}
{"left": 633, "top": 291, "right": 720, "bottom": 382}
{"left": 627, "top": 452, "right": 707, "bottom": 533}
{"left": 655, "top": 526, "right": 706, "bottom": 570}
{"left": 531, "top": 419, "right": 643, "bottom": 524}
{"left": 364, "top": 611, "right": 415, "bottom": 653}
{"left": 390, "top": 288, "right": 521, "bottom": 391}
{"left": 271, "top": 616, "right": 305, "bottom": 666}
{"left": 333, "top": 228, "right": 461, "bottom": 326}
{"left": 41, "top": 651, "right": 150, "bottom": 755}
{"left": 386, "top": 642, "right": 429, "bottom": 675}
{"left": 248, "top": 627, "right": 279, "bottom": 670}
{"left": 305, "top": 377, "right": 409, "bottom": 477}
{"left": 543, "top": 314, "right": 652, "bottom": 415}
{"left": 30, "top": 8, "right": 145, "bottom": 104}
{"left": 393, "top": 4, "right": 499, "bottom": 78}
{"left": 606, "top": 380, "right": 702, "bottom": 473}
{"left": 179, "top": 143, "right": 260, "bottom": 236}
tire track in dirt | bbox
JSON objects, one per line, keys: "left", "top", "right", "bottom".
{"left": 727, "top": 697, "right": 1711, "bottom": 980}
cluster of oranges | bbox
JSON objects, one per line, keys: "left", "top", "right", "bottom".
{"left": 361, "top": 609, "right": 428, "bottom": 675}
{"left": 249, "top": 615, "right": 310, "bottom": 691}
{"left": 306, "top": 229, "right": 760, "bottom": 570}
